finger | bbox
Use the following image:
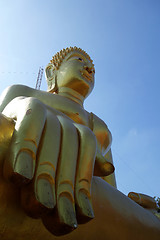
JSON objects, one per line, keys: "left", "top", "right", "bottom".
{"left": 49, "top": 116, "right": 78, "bottom": 232}
{"left": 0, "top": 113, "right": 15, "bottom": 169}
{"left": 56, "top": 116, "right": 78, "bottom": 230}
{"left": 94, "top": 149, "right": 115, "bottom": 176}
{"left": 2, "top": 97, "right": 47, "bottom": 185}
{"left": 74, "top": 124, "right": 96, "bottom": 223}
{"left": 128, "top": 192, "right": 157, "bottom": 209}
{"left": 21, "top": 110, "right": 61, "bottom": 217}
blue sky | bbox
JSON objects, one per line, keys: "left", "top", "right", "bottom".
{"left": 0, "top": 0, "right": 159, "bottom": 197}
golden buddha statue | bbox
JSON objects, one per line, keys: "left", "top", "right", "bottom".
{"left": 0, "top": 47, "right": 159, "bottom": 240}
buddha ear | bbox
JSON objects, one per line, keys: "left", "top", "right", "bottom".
{"left": 45, "top": 63, "right": 58, "bottom": 93}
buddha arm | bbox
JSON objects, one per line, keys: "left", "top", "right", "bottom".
{"left": 0, "top": 85, "right": 106, "bottom": 232}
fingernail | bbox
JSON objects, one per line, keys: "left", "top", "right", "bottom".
{"left": 37, "top": 178, "right": 55, "bottom": 209}
{"left": 104, "top": 162, "right": 115, "bottom": 175}
{"left": 58, "top": 195, "right": 77, "bottom": 229}
{"left": 14, "top": 151, "right": 34, "bottom": 180}
{"left": 78, "top": 190, "right": 94, "bottom": 219}
{"left": 128, "top": 192, "right": 140, "bottom": 203}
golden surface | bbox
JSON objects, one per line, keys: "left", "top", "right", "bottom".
{"left": 0, "top": 176, "right": 160, "bottom": 240}
{"left": 0, "top": 47, "right": 159, "bottom": 239}
{"left": 128, "top": 192, "right": 157, "bottom": 209}
{"left": 0, "top": 113, "right": 15, "bottom": 165}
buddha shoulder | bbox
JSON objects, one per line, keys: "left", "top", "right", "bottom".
{"left": 0, "top": 85, "right": 56, "bottom": 111}
{"left": 0, "top": 85, "right": 57, "bottom": 110}
{"left": 0, "top": 85, "right": 33, "bottom": 111}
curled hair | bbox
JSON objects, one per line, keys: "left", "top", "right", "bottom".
{"left": 50, "top": 46, "right": 94, "bottom": 69}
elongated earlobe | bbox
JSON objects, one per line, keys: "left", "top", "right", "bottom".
{"left": 45, "top": 64, "right": 58, "bottom": 93}
{"left": 49, "top": 75, "right": 58, "bottom": 93}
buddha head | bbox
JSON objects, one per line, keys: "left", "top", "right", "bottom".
{"left": 45, "top": 47, "right": 95, "bottom": 99}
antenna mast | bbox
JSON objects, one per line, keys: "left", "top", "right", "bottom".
{"left": 35, "top": 67, "right": 44, "bottom": 90}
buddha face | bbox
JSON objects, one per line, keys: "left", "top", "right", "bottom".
{"left": 55, "top": 51, "right": 95, "bottom": 98}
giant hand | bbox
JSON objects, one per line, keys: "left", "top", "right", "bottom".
{"left": 0, "top": 96, "right": 114, "bottom": 235}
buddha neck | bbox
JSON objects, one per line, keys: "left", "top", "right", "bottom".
{"left": 57, "top": 87, "right": 85, "bottom": 107}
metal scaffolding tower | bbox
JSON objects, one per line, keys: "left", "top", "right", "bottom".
{"left": 35, "top": 67, "right": 44, "bottom": 90}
